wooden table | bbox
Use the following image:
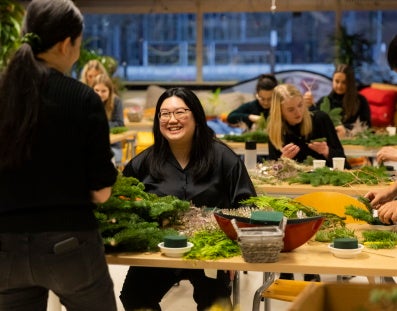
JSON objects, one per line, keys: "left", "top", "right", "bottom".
{"left": 125, "top": 119, "right": 153, "bottom": 132}
{"left": 106, "top": 227, "right": 397, "bottom": 311}
{"left": 105, "top": 234, "right": 396, "bottom": 277}
{"left": 109, "top": 129, "right": 136, "bottom": 144}
{"left": 253, "top": 181, "right": 388, "bottom": 197}
{"left": 50, "top": 224, "right": 396, "bottom": 310}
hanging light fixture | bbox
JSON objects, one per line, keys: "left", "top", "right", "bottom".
{"left": 270, "top": 0, "right": 277, "bottom": 12}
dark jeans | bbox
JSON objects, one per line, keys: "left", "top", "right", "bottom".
{"left": 0, "top": 230, "right": 117, "bottom": 311}
{"left": 120, "top": 266, "right": 232, "bottom": 311}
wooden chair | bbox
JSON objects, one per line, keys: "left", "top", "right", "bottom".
{"left": 251, "top": 192, "right": 367, "bottom": 311}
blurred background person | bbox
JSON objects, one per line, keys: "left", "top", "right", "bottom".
{"left": 267, "top": 83, "right": 349, "bottom": 169}
{"left": 80, "top": 59, "right": 108, "bottom": 87}
{"left": 227, "top": 74, "right": 278, "bottom": 130}
{"left": 313, "top": 64, "right": 371, "bottom": 138}
{"left": 93, "top": 73, "right": 124, "bottom": 165}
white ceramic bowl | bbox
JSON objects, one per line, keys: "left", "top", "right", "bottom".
{"left": 328, "top": 243, "right": 364, "bottom": 259}
{"left": 158, "top": 242, "right": 194, "bottom": 258}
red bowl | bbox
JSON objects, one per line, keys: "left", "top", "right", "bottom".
{"left": 213, "top": 212, "right": 324, "bottom": 252}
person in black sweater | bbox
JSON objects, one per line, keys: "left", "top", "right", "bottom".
{"left": 267, "top": 84, "right": 349, "bottom": 169}
{"left": 0, "top": 1, "right": 118, "bottom": 310}
{"left": 313, "top": 64, "right": 371, "bottom": 138}
{"left": 120, "top": 87, "right": 256, "bottom": 311}
{"left": 227, "top": 74, "right": 278, "bottom": 130}
{"left": 267, "top": 83, "right": 350, "bottom": 281}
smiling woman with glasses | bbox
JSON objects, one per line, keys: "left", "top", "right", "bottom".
{"left": 120, "top": 87, "right": 256, "bottom": 311}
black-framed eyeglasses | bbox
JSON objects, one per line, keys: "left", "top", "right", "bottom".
{"left": 158, "top": 108, "right": 191, "bottom": 122}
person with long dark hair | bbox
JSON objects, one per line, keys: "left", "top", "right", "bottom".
{"left": 120, "top": 87, "right": 256, "bottom": 311}
{"left": 314, "top": 64, "right": 371, "bottom": 138}
{"left": 0, "top": 1, "right": 118, "bottom": 310}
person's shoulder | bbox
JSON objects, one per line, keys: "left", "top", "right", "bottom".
{"left": 213, "top": 140, "right": 240, "bottom": 158}
{"left": 113, "top": 95, "right": 123, "bottom": 106}
{"left": 49, "top": 70, "right": 96, "bottom": 98}
{"left": 357, "top": 93, "right": 369, "bottom": 103}
{"left": 312, "top": 109, "right": 331, "bottom": 121}
{"left": 132, "top": 146, "right": 152, "bottom": 162}
{"left": 124, "top": 146, "right": 152, "bottom": 173}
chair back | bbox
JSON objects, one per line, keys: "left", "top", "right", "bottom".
{"left": 294, "top": 191, "right": 367, "bottom": 224}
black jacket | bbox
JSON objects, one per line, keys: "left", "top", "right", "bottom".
{"left": 123, "top": 140, "right": 256, "bottom": 209}
{"left": 227, "top": 99, "right": 269, "bottom": 129}
{"left": 315, "top": 91, "right": 371, "bottom": 129}
{"left": 268, "top": 110, "right": 350, "bottom": 168}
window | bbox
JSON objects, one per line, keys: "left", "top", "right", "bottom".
{"left": 82, "top": 11, "right": 397, "bottom": 83}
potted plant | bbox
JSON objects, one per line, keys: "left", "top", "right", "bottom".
{"left": 0, "top": 0, "right": 25, "bottom": 72}
{"left": 331, "top": 24, "right": 373, "bottom": 72}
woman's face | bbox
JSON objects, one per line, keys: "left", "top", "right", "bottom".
{"left": 158, "top": 96, "right": 196, "bottom": 145}
{"left": 93, "top": 83, "right": 110, "bottom": 102}
{"left": 332, "top": 72, "right": 347, "bottom": 95}
{"left": 281, "top": 95, "right": 305, "bottom": 126}
{"left": 256, "top": 89, "right": 273, "bottom": 109}
{"left": 86, "top": 68, "right": 102, "bottom": 87}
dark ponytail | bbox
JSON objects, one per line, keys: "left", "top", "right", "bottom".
{"left": 0, "top": 0, "right": 83, "bottom": 170}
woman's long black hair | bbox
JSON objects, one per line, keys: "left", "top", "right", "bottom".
{"left": 0, "top": 0, "right": 83, "bottom": 170}
{"left": 146, "top": 87, "right": 216, "bottom": 182}
{"left": 331, "top": 64, "right": 360, "bottom": 122}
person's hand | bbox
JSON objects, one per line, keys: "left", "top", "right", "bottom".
{"left": 308, "top": 141, "right": 329, "bottom": 158}
{"left": 364, "top": 184, "right": 397, "bottom": 208}
{"left": 303, "top": 91, "right": 314, "bottom": 107}
{"left": 281, "top": 143, "right": 300, "bottom": 159}
{"left": 249, "top": 114, "right": 261, "bottom": 123}
{"left": 335, "top": 125, "right": 347, "bottom": 139}
{"left": 377, "top": 201, "right": 397, "bottom": 224}
{"left": 376, "top": 146, "right": 397, "bottom": 164}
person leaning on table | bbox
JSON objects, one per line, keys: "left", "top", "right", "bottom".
{"left": 120, "top": 87, "right": 256, "bottom": 311}
{"left": 267, "top": 83, "right": 350, "bottom": 282}
{"left": 310, "top": 64, "right": 371, "bottom": 139}
{"left": 92, "top": 73, "right": 125, "bottom": 164}
{"left": 226, "top": 73, "right": 278, "bottom": 130}
{"left": 267, "top": 83, "right": 350, "bottom": 169}
{"left": 0, "top": 1, "right": 118, "bottom": 310}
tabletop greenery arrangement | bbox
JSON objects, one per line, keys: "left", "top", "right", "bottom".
{"left": 95, "top": 175, "right": 397, "bottom": 256}
{"left": 251, "top": 158, "right": 391, "bottom": 187}
{"left": 341, "top": 129, "right": 397, "bottom": 147}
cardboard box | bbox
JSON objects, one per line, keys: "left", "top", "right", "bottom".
{"left": 289, "top": 282, "right": 397, "bottom": 311}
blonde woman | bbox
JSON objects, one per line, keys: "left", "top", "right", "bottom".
{"left": 93, "top": 74, "right": 124, "bottom": 163}
{"left": 80, "top": 59, "right": 107, "bottom": 87}
{"left": 92, "top": 73, "right": 124, "bottom": 129}
{"left": 267, "top": 83, "right": 348, "bottom": 169}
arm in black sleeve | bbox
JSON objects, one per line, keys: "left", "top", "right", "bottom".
{"left": 268, "top": 139, "right": 282, "bottom": 160}
{"left": 109, "top": 96, "right": 125, "bottom": 128}
{"left": 312, "top": 111, "right": 349, "bottom": 168}
{"left": 226, "top": 101, "right": 257, "bottom": 128}
{"left": 358, "top": 94, "right": 371, "bottom": 128}
{"left": 227, "top": 157, "right": 257, "bottom": 208}
{"left": 86, "top": 92, "right": 118, "bottom": 190}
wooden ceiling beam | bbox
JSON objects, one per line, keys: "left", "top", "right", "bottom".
{"left": 62, "top": 0, "right": 397, "bottom": 14}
